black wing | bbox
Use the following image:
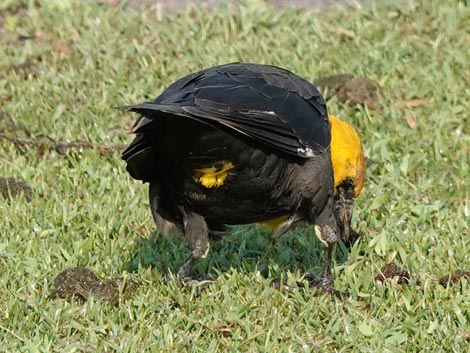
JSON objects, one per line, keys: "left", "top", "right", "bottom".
{"left": 122, "top": 63, "right": 330, "bottom": 159}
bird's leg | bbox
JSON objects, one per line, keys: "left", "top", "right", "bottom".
{"left": 308, "top": 198, "right": 347, "bottom": 297}
{"left": 307, "top": 231, "right": 336, "bottom": 292}
{"left": 178, "top": 211, "right": 212, "bottom": 290}
{"left": 177, "top": 255, "right": 196, "bottom": 279}
{"left": 149, "top": 183, "right": 182, "bottom": 238}
{"left": 271, "top": 238, "right": 340, "bottom": 295}
{"left": 271, "top": 199, "right": 344, "bottom": 296}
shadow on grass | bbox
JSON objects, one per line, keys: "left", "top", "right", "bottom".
{"left": 124, "top": 225, "right": 354, "bottom": 280}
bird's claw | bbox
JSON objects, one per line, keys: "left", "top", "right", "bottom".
{"left": 304, "top": 273, "right": 349, "bottom": 298}
{"left": 271, "top": 274, "right": 348, "bottom": 298}
{"left": 163, "top": 273, "right": 214, "bottom": 295}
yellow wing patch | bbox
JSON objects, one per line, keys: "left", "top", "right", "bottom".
{"left": 329, "top": 115, "right": 366, "bottom": 197}
{"left": 258, "top": 214, "right": 289, "bottom": 230}
{"left": 193, "top": 161, "right": 234, "bottom": 188}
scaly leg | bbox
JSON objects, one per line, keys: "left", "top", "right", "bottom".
{"left": 271, "top": 198, "right": 344, "bottom": 296}
{"left": 177, "top": 211, "right": 210, "bottom": 284}
{"left": 308, "top": 198, "right": 347, "bottom": 297}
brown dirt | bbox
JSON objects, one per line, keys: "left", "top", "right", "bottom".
{"left": 314, "top": 74, "right": 382, "bottom": 111}
{"left": 0, "top": 177, "right": 33, "bottom": 201}
{"left": 375, "top": 262, "right": 411, "bottom": 284}
{"left": 50, "top": 267, "right": 139, "bottom": 305}
{"left": 439, "top": 270, "right": 470, "bottom": 288}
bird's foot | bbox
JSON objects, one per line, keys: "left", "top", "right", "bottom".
{"left": 271, "top": 273, "right": 348, "bottom": 298}
{"left": 304, "top": 273, "right": 349, "bottom": 298}
{"left": 163, "top": 273, "right": 214, "bottom": 295}
{"left": 181, "top": 277, "right": 213, "bottom": 295}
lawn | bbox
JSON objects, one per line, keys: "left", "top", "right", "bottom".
{"left": 1, "top": 0, "right": 469, "bottom": 351}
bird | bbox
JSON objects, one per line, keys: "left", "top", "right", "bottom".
{"left": 121, "top": 62, "right": 365, "bottom": 294}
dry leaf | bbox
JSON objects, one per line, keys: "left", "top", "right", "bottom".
{"left": 405, "top": 114, "right": 417, "bottom": 129}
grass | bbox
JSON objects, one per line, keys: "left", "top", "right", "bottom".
{"left": 1, "top": 0, "right": 469, "bottom": 351}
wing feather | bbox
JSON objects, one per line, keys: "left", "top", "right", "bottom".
{"left": 122, "top": 63, "right": 330, "bottom": 165}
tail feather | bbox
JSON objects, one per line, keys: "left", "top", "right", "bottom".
{"left": 124, "top": 145, "right": 156, "bottom": 182}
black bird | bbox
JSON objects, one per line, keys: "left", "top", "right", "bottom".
{"left": 121, "top": 63, "right": 365, "bottom": 293}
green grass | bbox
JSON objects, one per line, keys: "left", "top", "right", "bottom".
{"left": 1, "top": 0, "right": 469, "bottom": 351}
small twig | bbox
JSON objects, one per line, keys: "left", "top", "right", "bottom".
{"left": 0, "top": 133, "right": 126, "bottom": 156}
{"left": 0, "top": 133, "right": 42, "bottom": 148}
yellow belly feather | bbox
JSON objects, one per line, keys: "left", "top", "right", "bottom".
{"left": 258, "top": 214, "right": 289, "bottom": 230}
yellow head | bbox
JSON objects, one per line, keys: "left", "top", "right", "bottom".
{"left": 329, "top": 115, "right": 365, "bottom": 197}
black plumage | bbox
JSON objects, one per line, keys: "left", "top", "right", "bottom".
{"left": 122, "top": 63, "right": 340, "bottom": 292}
